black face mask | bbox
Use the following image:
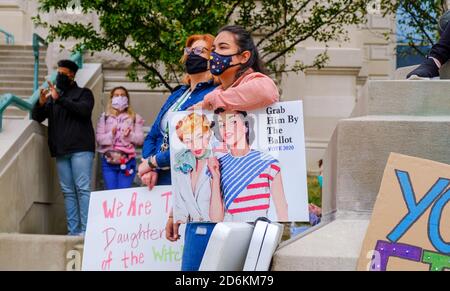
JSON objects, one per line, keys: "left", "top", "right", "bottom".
{"left": 185, "top": 53, "right": 208, "bottom": 74}
{"left": 56, "top": 73, "right": 73, "bottom": 91}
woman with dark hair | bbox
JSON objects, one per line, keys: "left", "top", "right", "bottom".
{"left": 189, "top": 25, "right": 279, "bottom": 111}
{"left": 168, "top": 25, "right": 280, "bottom": 271}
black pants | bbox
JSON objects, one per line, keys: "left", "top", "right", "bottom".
{"left": 430, "top": 23, "right": 450, "bottom": 65}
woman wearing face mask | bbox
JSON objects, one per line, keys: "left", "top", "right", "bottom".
{"left": 96, "top": 86, "right": 145, "bottom": 190}
{"left": 165, "top": 26, "right": 281, "bottom": 271}
{"left": 136, "top": 34, "right": 218, "bottom": 271}
{"left": 189, "top": 25, "right": 279, "bottom": 112}
{"left": 138, "top": 34, "right": 217, "bottom": 189}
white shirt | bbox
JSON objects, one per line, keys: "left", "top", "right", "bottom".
{"left": 160, "top": 89, "right": 192, "bottom": 134}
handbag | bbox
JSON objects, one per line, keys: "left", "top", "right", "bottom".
{"left": 104, "top": 150, "right": 129, "bottom": 165}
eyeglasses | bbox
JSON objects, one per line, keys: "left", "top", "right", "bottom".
{"left": 184, "top": 46, "right": 209, "bottom": 56}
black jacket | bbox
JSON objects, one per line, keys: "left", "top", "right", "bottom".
{"left": 32, "top": 83, "right": 96, "bottom": 157}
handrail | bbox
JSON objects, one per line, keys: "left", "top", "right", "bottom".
{"left": 33, "top": 33, "right": 48, "bottom": 92}
{"left": 0, "top": 47, "right": 84, "bottom": 132}
{"left": 0, "top": 28, "right": 14, "bottom": 44}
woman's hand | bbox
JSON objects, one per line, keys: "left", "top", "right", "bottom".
{"left": 187, "top": 100, "right": 213, "bottom": 111}
{"left": 138, "top": 158, "right": 153, "bottom": 177}
{"left": 123, "top": 127, "right": 131, "bottom": 137}
{"left": 207, "top": 157, "right": 221, "bottom": 179}
{"left": 141, "top": 171, "right": 158, "bottom": 190}
{"left": 165, "top": 217, "right": 182, "bottom": 242}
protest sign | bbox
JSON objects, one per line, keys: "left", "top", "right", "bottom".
{"left": 82, "top": 186, "right": 184, "bottom": 271}
{"left": 357, "top": 153, "right": 450, "bottom": 271}
{"left": 169, "top": 101, "right": 309, "bottom": 223}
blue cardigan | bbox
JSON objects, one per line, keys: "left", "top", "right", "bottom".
{"left": 142, "top": 80, "right": 217, "bottom": 185}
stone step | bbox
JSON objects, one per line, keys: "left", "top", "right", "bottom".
{"left": 0, "top": 96, "right": 32, "bottom": 101}
{"left": 333, "top": 115, "right": 450, "bottom": 213}
{"left": 0, "top": 44, "right": 47, "bottom": 51}
{"left": 0, "top": 51, "right": 46, "bottom": 58}
{"left": 0, "top": 233, "right": 84, "bottom": 271}
{"left": 0, "top": 62, "right": 47, "bottom": 69}
{"left": 0, "top": 68, "right": 47, "bottom": 76}
{"left": 0, "top": 80, "right": 34, "bottom": 88}
{"left": 2, "top": 107, "right": 28, "bottom": 118}
{"left": 368, "top": 80, "right": 450, "bottom": 115}
{"left": 0, "top": 56, "right": 46, "bottom": 63}
{"left": 0, "top": 75, "right": 45, "bottom": 82}
{"left": 272, "top": 216, "right": 370, "bottom": 271}
{"left": 0, "top": 87, "right": 34, "bottom": 96}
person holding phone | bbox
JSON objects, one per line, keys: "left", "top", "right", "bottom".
{"left": 32, "top": 59, "right": 96, "bottom": 236}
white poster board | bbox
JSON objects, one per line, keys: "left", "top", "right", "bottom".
{"left": 82, "top": 186, "right": 184, "bottom": 271}
{"left": 169, "top": 101, "right": 309, "bottom": 223}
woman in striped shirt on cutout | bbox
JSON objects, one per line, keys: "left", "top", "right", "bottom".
{"left": 212, "top": 110, "right": 288, "bottom": 222}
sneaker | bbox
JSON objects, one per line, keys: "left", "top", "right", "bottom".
{"left": 406, "top": 58, "right": 440, "bottom": 79}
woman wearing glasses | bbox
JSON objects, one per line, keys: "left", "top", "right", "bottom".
{"left": 138, "top": 34, "right": 217, "bottom": 188}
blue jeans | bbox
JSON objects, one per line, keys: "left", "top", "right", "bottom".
{"left": 101, "top": 157, "right": 136, "bottom": 190}
{"left": 56, "top": 151, "right": 94, "bottom": 235}
{"left": 181, "top": 222, "right": 216, "bottom": 271}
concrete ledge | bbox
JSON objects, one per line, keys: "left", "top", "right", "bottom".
{"left": 0, "top": 119, "right": 43, "bottom": 175}
{"left": 335, "top": 115, "right": 450, "bottom": 212}
{"left": 272, "top": 215, "right": 369, "bottom": 271}
{"left": 368, "top": 80, "right": 450, "bottom": 115}
{"left": 0, "top": 233, "right": 84, "bottom": 270}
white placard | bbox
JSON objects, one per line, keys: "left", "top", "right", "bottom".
{"left": 82, "top": 186, "right": 184, "bottom": 271}
{"left": 169, "top": 101, "right": 309, "bottom": 223}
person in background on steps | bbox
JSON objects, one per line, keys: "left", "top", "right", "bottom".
{"left": 96, "top": 86, "right": 145, "bottom": 190}
{"left": 407, "top": 10, "right": 450, "bottom": 79}
{"left": 32, "top": 59, "right": 95, "bottom": 237}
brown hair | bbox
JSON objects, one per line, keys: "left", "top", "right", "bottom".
{"left": 181, "top": 34, "right": 216, "bottom": 85}
{"left": 218, "top": 25, "right": 268, "bottom": 78}
{"left": 106, "top": 86, "right": 136, "bottom": 120}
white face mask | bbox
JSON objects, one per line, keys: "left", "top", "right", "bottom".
{"left": 111, "top": 96, "right": 129, "bottom": 111}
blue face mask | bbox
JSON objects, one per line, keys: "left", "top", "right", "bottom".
{"left": 209, "top": 51, "right": 241, "bottom": 76}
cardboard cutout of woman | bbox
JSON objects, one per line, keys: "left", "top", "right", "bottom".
{"left": 212, "top": 110, "right": 289, "bottom": 222}
{"left": 172, "top": 113, "right": 223, "bottom": 223}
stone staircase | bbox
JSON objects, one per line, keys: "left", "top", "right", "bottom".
{"left": 0, "top": 62, "right": 104, "bottom": 270}
{"left": 272, "top": 80, "right": 450, "bottom": 270}
{"left": 0, "top": 44, "right": 48, "bottom": 118}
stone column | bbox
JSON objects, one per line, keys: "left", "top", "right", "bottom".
{"left": 0, "top": 0, "right": 33, "bottom": 43}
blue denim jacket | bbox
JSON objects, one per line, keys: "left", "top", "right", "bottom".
{"left": 143, "top": 80, "right": 217, "bottom": 185}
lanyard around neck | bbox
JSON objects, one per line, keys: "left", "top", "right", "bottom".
{"left": 164, "top": 88, "right": 192, "bottom": 137}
